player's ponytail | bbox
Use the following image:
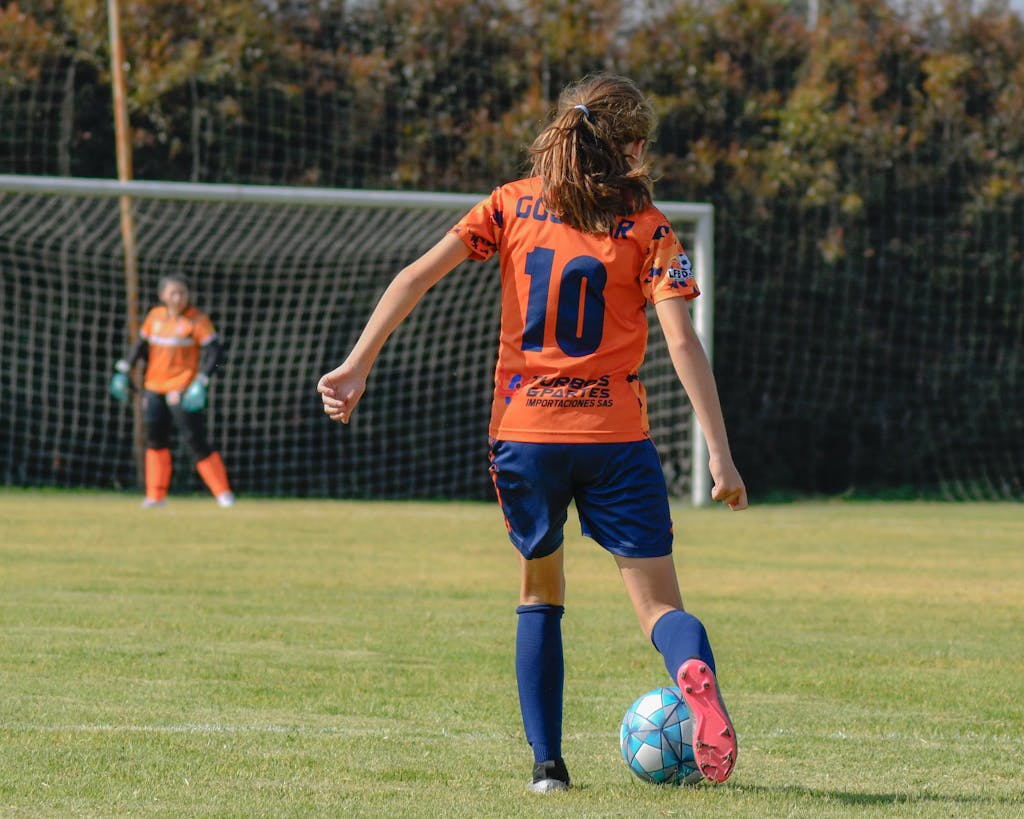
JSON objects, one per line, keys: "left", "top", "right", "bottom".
{"left": 529, "top": 73, "right": 656, "bottom": 234}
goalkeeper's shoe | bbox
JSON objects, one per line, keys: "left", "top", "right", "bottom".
{"left": 677, "top": 659, "right": 737, "bottom": 784}
{"left": 181, "top": 376, "right": 208, "bottom": 412}
{"left": 526, "top": 758, "right": 570, "bottom": 794}
{"left": 141, "top": 497, "right": 166, "bottom": 509}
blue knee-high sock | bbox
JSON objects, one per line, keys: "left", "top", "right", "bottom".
{"left": 515, "top": 603, "right": 565, "bottom": 763}
{"left": 651, "top": 609, "right": 716, "bottom": 681}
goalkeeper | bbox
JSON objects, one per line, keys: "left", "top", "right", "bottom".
{"left": 109, "top": 273, "right": 235, "bottom": 508}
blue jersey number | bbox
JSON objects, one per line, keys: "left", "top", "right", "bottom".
{"left": 522, "top": 247, "right": 607, "bottom": 357}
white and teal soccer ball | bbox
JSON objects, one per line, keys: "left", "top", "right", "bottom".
{"left": 620, "top": 686, "right": 702, "bottom": 785}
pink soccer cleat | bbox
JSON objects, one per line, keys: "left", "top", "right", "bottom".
{"left": 676, "top": 659, "right": 737, "bottom": 783}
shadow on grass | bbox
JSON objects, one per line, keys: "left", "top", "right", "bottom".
{"left": 737, "top": 783, "right": 1021, "bottom": 809}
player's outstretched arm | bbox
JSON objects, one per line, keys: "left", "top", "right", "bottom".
{"left": 318, "top": 233, "right": 471, "bottom": 424}
{"left": 654, "top": 297, "right": 748, "bottom": 510}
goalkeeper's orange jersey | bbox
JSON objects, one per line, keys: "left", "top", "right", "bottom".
{"left": 139, "top": 304, "right": 218, "bottom": 394}
{"left": 450, "top": 176, "right": 700, "bottom": 444}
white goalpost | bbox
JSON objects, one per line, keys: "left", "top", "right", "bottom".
{"left": 0, "top": 174, "right": 714, "bottom": 505}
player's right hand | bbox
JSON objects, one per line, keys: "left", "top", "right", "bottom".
{"left": 109, "top": 360, "right": 131, "bottom": 402}
{"left": 317, "top": 364, "right": 366, "bottom": 425}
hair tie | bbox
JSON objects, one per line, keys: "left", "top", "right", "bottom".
{"left": 574, "top": 103, "right": 591, "bottom": 119}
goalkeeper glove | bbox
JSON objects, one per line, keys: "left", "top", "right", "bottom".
{"left": 181, "top": 375, "right": 209, "bottom": 412}
{"left": 109, "top": 360, "right": 131, "bottom": 402}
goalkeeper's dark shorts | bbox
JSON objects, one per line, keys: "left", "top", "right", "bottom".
{"left": 487, "top": 438, "right": 674, "bottom": 561}
{"left": 142, "top": 389, "right": 213, "bottom": 461}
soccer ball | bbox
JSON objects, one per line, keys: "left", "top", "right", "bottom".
{"left": 620, "top": 686, "right": 702, "bottom": 786}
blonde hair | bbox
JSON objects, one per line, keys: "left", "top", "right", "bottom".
{"left": 528, "top": 73, "right": 656, "bottom": 234}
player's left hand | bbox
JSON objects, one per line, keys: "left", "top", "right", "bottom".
{"left": 181, "top": 376, "right": 208, "bottom": 412}
{"left": 317, "top": 364, "right": 366, "bottom": 424}
{"left": 710, "top": 456, "right": 748, "bottom": 510}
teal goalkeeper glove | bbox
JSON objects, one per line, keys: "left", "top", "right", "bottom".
{"left": 109, "top": 360, "right": 131, "bottom": 402}
{"left": 181, "top": 375, "right": 209, "bottom": 412}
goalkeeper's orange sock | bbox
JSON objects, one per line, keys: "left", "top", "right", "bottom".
{"left": 145, "top": 448, "right": 172, "bottom": 502}
{"left": 196, "top": 451, "right": 232, "bottom": 499}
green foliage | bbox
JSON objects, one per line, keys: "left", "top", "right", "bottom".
{"left": 4, "top": 1, "right": 1022, "bottom": 202}
{"left": 0, "top": 4, "right": 62, "bottom": 82}
{"left": 1, "top": 0, "right": 1021, "bottom": 499}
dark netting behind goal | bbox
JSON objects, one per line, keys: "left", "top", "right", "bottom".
{"left": 0, "top": 183, "right": 702, "bottom": 500}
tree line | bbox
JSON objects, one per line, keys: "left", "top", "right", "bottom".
{"left": 2, "top": 0, "right": 1022, "bottom": 498}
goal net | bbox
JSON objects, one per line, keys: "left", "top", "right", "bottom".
{"left": 0, "top": 175, "right": 714, "bottom": 503}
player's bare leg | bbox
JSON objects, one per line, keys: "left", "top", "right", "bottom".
{"left": 519, "top": 547, "right": 565, "bottom": 607}
{"left": 616, "top": 553, "right": 737, "bottom": 783}
{"left": 614, "top": 554, "right": 682, "bottom": 639}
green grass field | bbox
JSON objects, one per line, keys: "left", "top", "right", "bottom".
{"left": 1, "top": 491, "right": 1021, "bottom": 817}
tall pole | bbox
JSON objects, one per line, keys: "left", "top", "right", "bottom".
{"left": 807, "top": 0, "right": 819, "bottom": 29}
{"left": 107, "top": 0, "right": 145, "bottom": 484}
{"left": 690, "top": 208, "right": 715, "bottom": 507}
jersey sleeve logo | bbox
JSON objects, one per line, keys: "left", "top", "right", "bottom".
{"left": 452, "top": 226, "right": 498, "bottom": 259}
{"left": 667, "top": 252, "right": 694, "bottom": 283}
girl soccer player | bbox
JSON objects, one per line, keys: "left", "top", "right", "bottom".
{"left": 318, "top": 73, "right": 747, "bottom": 791}
{"left": 110, "top": 274, "right": 235, "bottom": 508}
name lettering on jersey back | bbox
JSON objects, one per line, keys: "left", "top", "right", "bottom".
{"left": 515, "top": 195, "right": 562, "bottom": 224}
{"left": 610, "top": 219, "right": 635, "bottom": 239}
{"left": 514, "top": 195, "right": 636, "bottom": 239}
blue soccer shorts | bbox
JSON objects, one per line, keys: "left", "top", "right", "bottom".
{"left": 488, "top": 438, "right": 674, "bottom": 560}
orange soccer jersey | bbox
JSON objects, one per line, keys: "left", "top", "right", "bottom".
{"left": 450, "top": 176, "right": 700, "bottom": 444}
{"left": 139, "top": 304, "right": 218, "bottom": 394}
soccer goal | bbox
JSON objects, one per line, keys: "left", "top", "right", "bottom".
{"left": 0, "top": 174, "right": 714, "bottom": 504}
